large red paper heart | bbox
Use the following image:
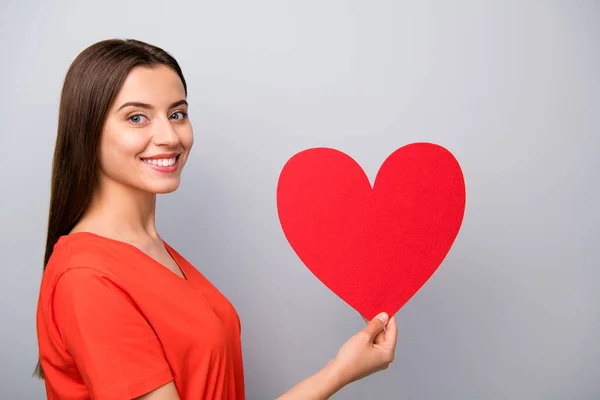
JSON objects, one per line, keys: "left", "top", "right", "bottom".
{"left": 276, "top": 142, "right": 466, "bottom": 320}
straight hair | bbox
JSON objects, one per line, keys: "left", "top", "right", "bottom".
{"left": 34, "top": 38, "right": 187, "bottom": 379}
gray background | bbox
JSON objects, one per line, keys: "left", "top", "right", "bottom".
{"left": 1, "top": 1, "right": 599, "bottom": 399}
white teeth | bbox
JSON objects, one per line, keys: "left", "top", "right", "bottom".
{"left": 143, "top": 157, "right": 177, "bottom": 166}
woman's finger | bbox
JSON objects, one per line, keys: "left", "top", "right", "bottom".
{"left": 383, "top": 316, "right": 398, "bottom": 347}
{"left": 363, "top": 313, "right": 386, "bottom": 344}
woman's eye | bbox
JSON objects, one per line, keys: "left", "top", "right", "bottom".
{"left": 129, "top": 114, "right": 147, "bottom": 124}
{"left": 170, "top": 111, "right": 187, "bottom": 120}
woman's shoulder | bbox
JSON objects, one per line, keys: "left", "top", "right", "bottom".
{"left": 43, "top": 232, "right": 129, "bottom": 285}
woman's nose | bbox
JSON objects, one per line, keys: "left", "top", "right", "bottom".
{"left": 152, "top": 117, "right": 180, "bottom": 146}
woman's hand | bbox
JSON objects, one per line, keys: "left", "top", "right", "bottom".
{"left": 329, "top": 312, "right": 398, "bottom": 385}
{"left": 276, "top": 312, "right": 397, "bottom": 400}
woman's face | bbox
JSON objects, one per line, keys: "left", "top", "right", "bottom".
{"left": 98, "top": 64, "right": 193, "bottom": 195}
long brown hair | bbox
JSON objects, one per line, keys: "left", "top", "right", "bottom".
{"left": 34, "top": 38, "right": 188, "bottom": 379}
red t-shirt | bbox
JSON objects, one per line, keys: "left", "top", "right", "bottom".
{"left": 36, "top": 232, "right": 245, "bottom": 399}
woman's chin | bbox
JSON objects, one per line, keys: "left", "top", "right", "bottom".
{"left": 143, "top": 179, "right": 182, "bottom": 195}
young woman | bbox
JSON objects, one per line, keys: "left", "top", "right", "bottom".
{"left": 35, "top": 38, "right": 397, "bottom": 400}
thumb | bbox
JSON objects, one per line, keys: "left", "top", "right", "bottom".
{"left": 362, "top": 312, "right": 389, "bottom": 338}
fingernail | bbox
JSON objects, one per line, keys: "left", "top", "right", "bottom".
{"left": 377, "top": 312, "right": 389, "bottom": 324}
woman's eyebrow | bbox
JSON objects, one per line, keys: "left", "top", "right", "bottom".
{"left": 117, "top": 99, "right": 188, "bottom": 111}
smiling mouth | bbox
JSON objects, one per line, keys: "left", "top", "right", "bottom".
{"left": 140, "top": 154, "right": 181, "bottom": 173}
{"left": 141, "top": 154, "right": 179, "bottom": 167}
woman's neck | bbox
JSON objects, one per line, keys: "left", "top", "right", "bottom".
{"left": 72, "top": 176, "right": 160, "bottom": 243}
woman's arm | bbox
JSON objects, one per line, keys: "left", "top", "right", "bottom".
{"left": 134, "top": 313, "right": 397, "bottom": 400}
{"left": 277, "top": 312, "right": 398, "bottom": 400}
{"left": 134, "top": 382, "right": 180, "bottom": 400}
{"left": 275, "top": 361, "right": 346, "bottom": 399}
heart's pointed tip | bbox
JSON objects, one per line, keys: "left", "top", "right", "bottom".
{"left": 358, "top": 305, "right": 402, "bottom": 322}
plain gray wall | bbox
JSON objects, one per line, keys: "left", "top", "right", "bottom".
{"left": 1, "top": 1, "right": 599, "bottom": 399}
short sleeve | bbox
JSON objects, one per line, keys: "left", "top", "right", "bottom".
{"left": 52, "top": 267, "right": 174, "bottom": 399}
